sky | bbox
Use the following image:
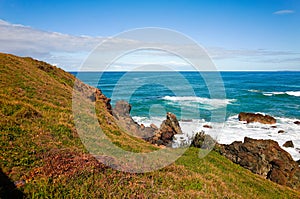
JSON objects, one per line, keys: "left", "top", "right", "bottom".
{"left": 0, "top": 0, "right": 299, "bottom": 71}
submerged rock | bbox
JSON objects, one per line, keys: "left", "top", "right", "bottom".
{"left": 219, "top": 137, "right": 300, "bottom": 188}
{"left": 238, "top": 112, "right": 276, "bottom": 124}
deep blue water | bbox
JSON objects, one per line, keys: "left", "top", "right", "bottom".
{"left": 71, "top": 71, "right": 300, "bottom": 121}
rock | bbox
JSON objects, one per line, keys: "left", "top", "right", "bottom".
{"left": 219, "top": 137, "right": 300, "bottom": 188}
{"left": 191, "top": 131, "right": 216, "bottom": 149}
{"left": 158, "top": 112, "right": 182, "bottom": 146}
{"left": 147, "top": 112, "right": 182, "bottom": 146}
{"left": 112, "top": 101, "right": 155, "bottom": 139}
{"left": 203, "top": 124, "right": 212, "bottom": 129}
{"left": 283, "top": 140, "right": 294, "bottom": 148}
{"left": 113, "top": 100, "right": 131, "bottom": 117}
{"left": 238, "top": 112, "right": 276, "bottom": 124}
{"left": 294, "top": 121, "right": 300, "bottom": 125}
{"left": 95, "top": 89, "right": 112, "bottom": 114}
{"left": 278, "top": 130, "right": 285, "bottom": 134}
{"left": 150, "top": 124, "right": 158, "bottom": 130}
{"left": 112, "top": 101, "right": 183, "bottom": 145}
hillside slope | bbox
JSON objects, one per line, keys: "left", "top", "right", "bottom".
{"left": 0, "top": 53, "right": 299, "bottom": 198}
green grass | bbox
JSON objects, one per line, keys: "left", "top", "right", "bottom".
{"left": 0, "top": 52, "right": 299, "bottom": 198}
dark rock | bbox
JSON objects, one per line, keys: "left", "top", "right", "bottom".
{"left": 158, "top": 112, "right": 182, "bottom": 146}
{"left": 203, "top": 124, "right": 212, "bottom": 129}
{"left": 112, "top": 101, "right": 183, "bottom": 147}
{"left": 278, "top": 130, "right": 285, "bottom": 134}
{"left": 294, "top": 121, "right": 300, "bottom": 125}
{"left": 191, "top": 131, "right": 216, "bottom": 149}
{"left": 283, "top": 140, "right": 294, "bottom": 148}
{"left": 238, "top": 112, "right": 276, "bottom": 124}
{"left": 219, "top": 137, "right": 300, "bottom": 188}
{"left": 297, "top": 160, "right": 300, "bottom": 165}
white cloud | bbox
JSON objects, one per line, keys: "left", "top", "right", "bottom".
{"left": 0, "top": 19, "right": 299, "bottom": 71}
{"left": 273, "top": 10, "right": 295, "bottom": 15}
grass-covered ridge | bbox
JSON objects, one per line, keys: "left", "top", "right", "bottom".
{"left": 0, "top": 52, "right": 299, "bottom": 198}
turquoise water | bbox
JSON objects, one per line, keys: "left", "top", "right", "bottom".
{"left": 71, "top": 71, "right": 300, "bottom": 121}
{"left": 72, "top": 71, "right": 300, "bottom": 160}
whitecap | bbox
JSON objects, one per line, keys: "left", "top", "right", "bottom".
{"left": 262, "top": 91, "right": 300, "bottom": 97}
{"left": 162, "top": 96, "right": 236, "bottom": 110}
{"left": 286, "top": 91, "right": 300, "bottom": 97}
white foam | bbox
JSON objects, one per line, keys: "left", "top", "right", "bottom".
{"left": 261, "top": 91, "right": 300, "bottom": 97}
{"left": 133, "top": 115, "right": 300, "bottom": 161}
{"left": 248, "top": 89, "right": 262, "bottom": 93}
{"left": 162, "top": 96, "right": 236, "bottom": 110}
{"left": 286, "top": 91, "right": 300, "bottom": 97}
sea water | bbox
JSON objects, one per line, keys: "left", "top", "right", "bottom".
{"left": 72, "top": 71, "right": 300, "bottom": 160}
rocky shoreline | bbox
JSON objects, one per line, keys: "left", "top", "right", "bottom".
{"left": 107, "top": 96, "right": 300, "bottom": 189}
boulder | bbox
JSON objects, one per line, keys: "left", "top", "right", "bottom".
{"left": 238, "top": 112, "right": 276, "bottom": 124}
{"left": 283, "top": 141, "right": 294, "bottom": 148}
{"left": 294, "top": 121, "right": 300, "bottom": 125}
{"left": 219, "top": 137, "right": 300, "bottom": 188}
{"left": 278, "top": 130, "right": 285, "bottom": 134}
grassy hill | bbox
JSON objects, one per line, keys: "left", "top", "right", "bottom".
{"left": 0, "top": 53, "right": 299, "bottom": 198}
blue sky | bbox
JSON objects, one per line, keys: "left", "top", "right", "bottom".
{"left": 0, "top": 0, "right": 299, "bottom": 71}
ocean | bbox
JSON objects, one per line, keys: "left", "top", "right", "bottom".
{"left": 71, "top": 71, "right": 300, "bottom": 160}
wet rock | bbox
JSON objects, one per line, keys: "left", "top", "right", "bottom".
{"left": 283, "top": 140, "right": 294, "bottom": 148}
{"left": 294, "top": 121, "right": 300, "bottom": 125}
{"left": 238, "top": 112, "right": 276, "bottom": 124}
{"left": 203, "top": 124, "right": 212, "bottom": 129}
{"left": 219, "top": 137, "right": 300, "bottom": 188}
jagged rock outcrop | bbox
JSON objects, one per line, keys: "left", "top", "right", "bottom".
{"left": 219, "top": 137, "right": 300, "bottom": 188}
{"left": 156, "top": 112, "right": 182, "bottom": 146}
{"left": 95, "top": 89, "right": 112, "bottom": 114}
{"left": 112, "top": 101, "right": 155, "bottom": 139}
{"left": 112, "top": 101, "right": 183, "bottom": 147}
{"left": 238, "top": 112, "right": 276, "bottom": 124}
